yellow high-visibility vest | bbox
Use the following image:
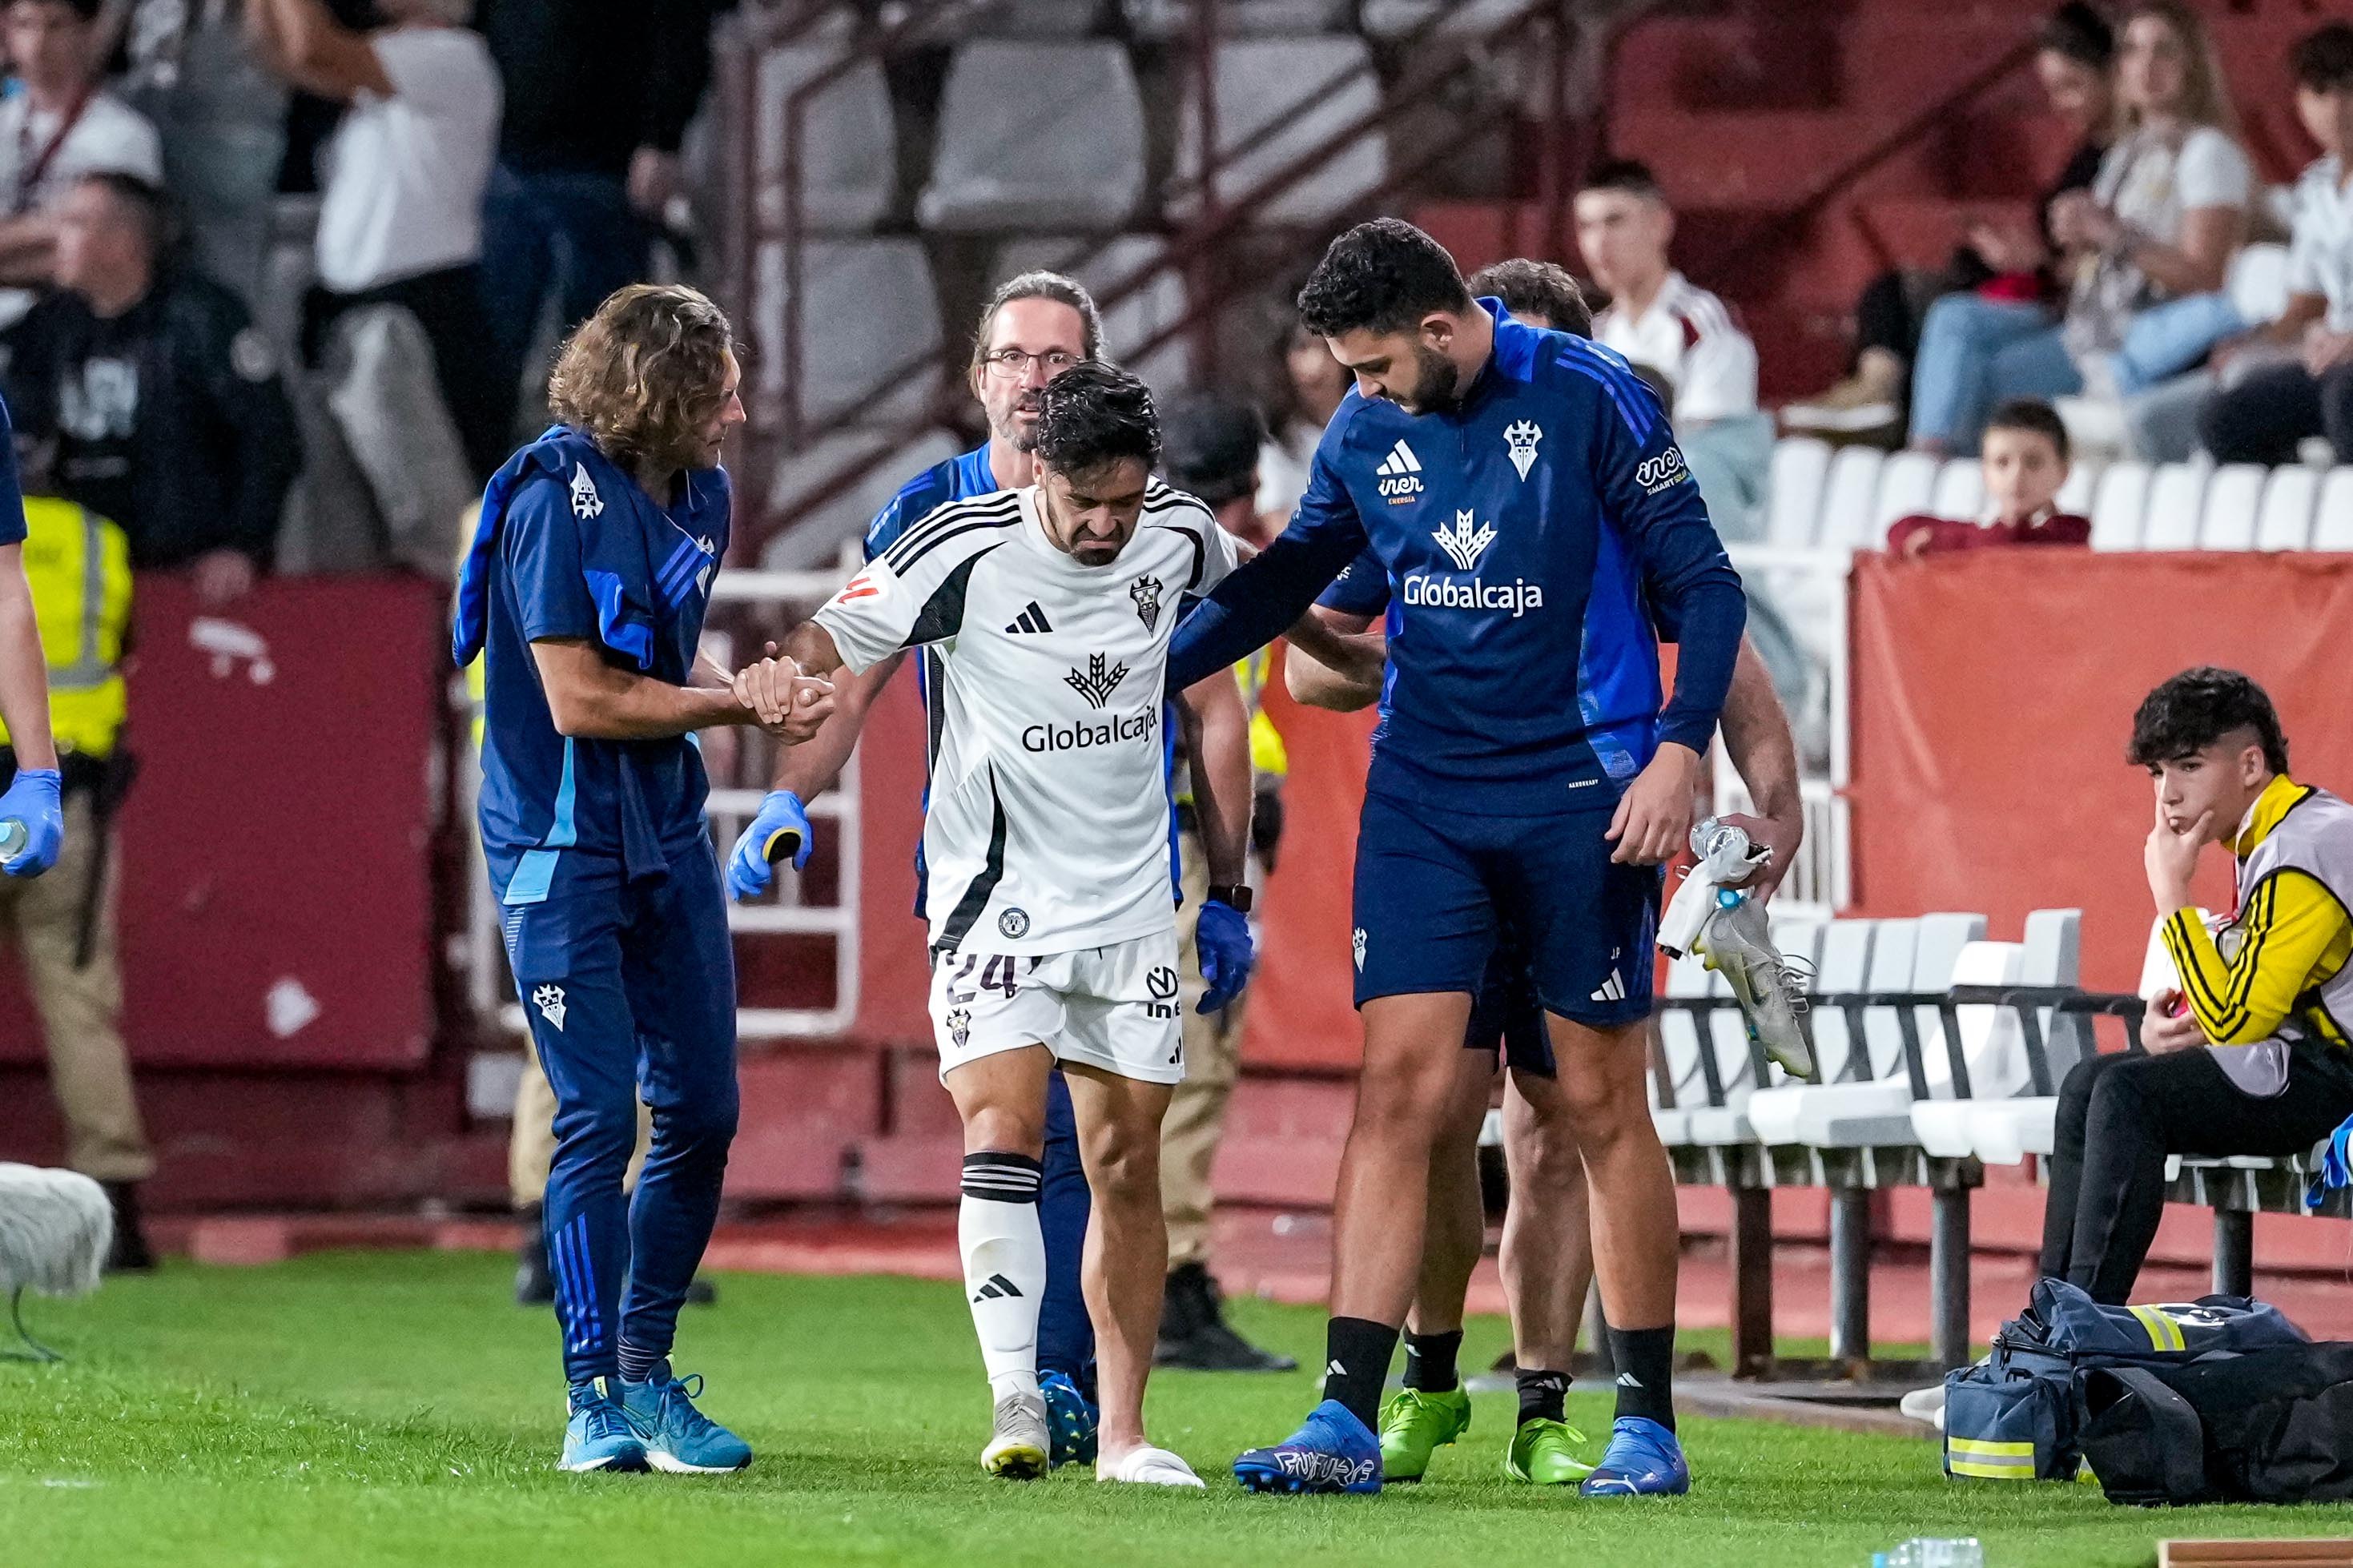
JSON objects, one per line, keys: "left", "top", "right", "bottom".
{"left": 1237, "top": 648, "right": 1288, "bottom": 780}
{"left": 0, "top": 497, "right": 131, "bottom": 759}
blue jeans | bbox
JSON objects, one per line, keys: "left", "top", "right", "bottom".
{"left": 1909, "top": 294, "right": 2081, "bottom": 454}
{"left": 480, "top": 164, "right": 652, "bottom": 440}
{"left": 2113, "top": 292, "right": 2246, "bottom": 396}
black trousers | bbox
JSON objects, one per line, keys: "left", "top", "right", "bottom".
{"left": 2197, "top": 360, "right": 2353, "bottom": 466}
{"left": 2039, "top": 1045, "right": 2353, "bottom": 1304}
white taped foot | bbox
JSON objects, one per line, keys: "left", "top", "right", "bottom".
{"left": 1097, "top": 1444, "right": 1205, "bottom": 1488}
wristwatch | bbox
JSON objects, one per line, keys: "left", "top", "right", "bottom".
{"left": 1206, "top": 883, "right": 1253, "bottom": 912}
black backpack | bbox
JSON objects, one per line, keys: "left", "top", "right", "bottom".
{"left": 2081, "top": 1342, "right": 2353, "bottom": 1506}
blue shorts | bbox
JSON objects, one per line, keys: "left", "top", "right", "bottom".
{"left": 1352, "top": 789, "right": 1659, "bottom": 1028}
{"left": 1464, "top": 920, "right": 1555, "bottom": 1075}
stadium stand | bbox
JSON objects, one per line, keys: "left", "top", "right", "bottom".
{"left": 917, "top": 42, "right": 1148, "bottom": 231}
{"left": 756, "top": 46, "right": 898, "bottom": 235}
{"left": 1171, "top": 37, "right": 1388, "bottom": 226}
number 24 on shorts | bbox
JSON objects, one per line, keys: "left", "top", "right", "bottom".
{"left": 943, "top": 951, "right": 1032, "bottom": 1002}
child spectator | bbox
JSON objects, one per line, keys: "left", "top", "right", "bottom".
{"left": 2197, "top": 23, "right": 2353, "bottom": 465}
{"left": 1887, "top": 399, "right": 2090, "bottom": 557}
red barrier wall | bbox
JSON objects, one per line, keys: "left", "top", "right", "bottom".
{"left": 0, "top": 576, "right": 445, "bottom": 1071}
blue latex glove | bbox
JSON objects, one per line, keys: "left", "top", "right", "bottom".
{"left": 726, "top": 789, "right": 812, "bottom": 902}
{"left": 1196, "top": 897, "right": 1255, "bottom": 1014}
{"left": 0, "top": 766, "right": 62, "bottom": 877}
{"left": 2307, "top": 1113, "right": 2353, "bottom": 1210}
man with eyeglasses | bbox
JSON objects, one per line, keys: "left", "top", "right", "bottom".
{"left": 724, "top": 272, "right": 1248, "bottom": 1467}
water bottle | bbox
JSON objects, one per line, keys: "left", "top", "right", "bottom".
{"left": 1873, "top": 1539, "right": 1983, "bottom": 1568}
{"left": 0, "top": 818, "right": 24, "bottom": 858}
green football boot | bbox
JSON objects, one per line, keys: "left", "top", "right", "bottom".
{"left": 1503, "top": 1417, "right": 1594, "bottom": 1486}
{"left": 1377, "top": 1385, "right": 1472, "bottom": 1482}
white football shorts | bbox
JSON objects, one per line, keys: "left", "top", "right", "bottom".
{"left": 929, "top": 928, "right": 1186, "bottom": 1085}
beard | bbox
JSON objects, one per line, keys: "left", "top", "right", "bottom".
{"left": 1400, "top": 342, "right": 1462, "bottom": 414}
{"left": 996, "top": 392, "right": 1045, "bottom": 452}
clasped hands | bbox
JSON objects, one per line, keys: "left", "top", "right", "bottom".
{"left": 730, "top": 641, "right": 835, "bottom": 743}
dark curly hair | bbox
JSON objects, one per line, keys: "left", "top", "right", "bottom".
{"left": 2128, "top": 667, "right": 2290, "bottom": 776}
{"left": 1466, "top": 257, "right": 1592, "bottom": 336}
{"left": 1296, "top": 218, "right": 1472, "bottom": 339}
{"left": 1031, "top": 361, "right": 1159, "bottom": 476}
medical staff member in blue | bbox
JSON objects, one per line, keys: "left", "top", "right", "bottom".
{"left": 453, "top": 284, "right": 834, "bottom": 1474}
{"left": 1167, "top": 220, "right": 1746, "bottom": 1498}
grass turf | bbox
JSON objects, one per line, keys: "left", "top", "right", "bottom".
{"left": 5, "top": 1252, "right": 2352, "bottom": 1566}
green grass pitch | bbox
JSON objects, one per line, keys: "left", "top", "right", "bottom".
{"left": 5, "top": 1251, "right": 2353, "bottom": 1566}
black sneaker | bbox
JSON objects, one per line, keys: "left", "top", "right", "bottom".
{"left": 1154, "top": 1263, "right": 1296, "bottom": 1372}
{"left": 684, "top": 1277, "right": 718, "bottom": 1306}
{"left": 102, "top": 1181, "right": 154, "bottom": 1272}
{"left": 515, "top": 1204, "right": 554, "bottom": 1305}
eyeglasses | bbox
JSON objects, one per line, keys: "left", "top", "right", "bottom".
{"left": 981, "top": 348, "right": 1083, "bottom": 379}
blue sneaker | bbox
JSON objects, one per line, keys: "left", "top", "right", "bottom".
{"left": 1579, "top": 1416, "right": 1691, "bottom": 1497}
{"left": 561, "top": 1377, "right": 648, "bottom": 1473}
{"left": 617, "top": 1361, "right": 752, "bottom": 1474}
{"left": 1040, "top": 1369, "right": 1099, "bottom": 1468}
{"left": 1233, "top": 1399, "right": 1383, "bottom": 1494}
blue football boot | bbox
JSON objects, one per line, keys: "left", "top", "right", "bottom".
{"left": 1040, "top": 1369, "right": 1100, "bottom": 1468}
{"left": 1579, "top": 1416, "right": 1691, "bottom": 1497}
{"left": 617, "top": 1361, "right": 752, "bottom": 1474}
{"left": 1233, "top": 1399, "right": 1383, "bottom": 1494}
{"left": 561, "top": 1377, "right": 648, "bottom": 1473}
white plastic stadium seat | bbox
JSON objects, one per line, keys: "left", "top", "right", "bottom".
{"left": 1652, "top": 951, "right": 1721, "bottom": 1146}
{"left": 2056, "top": 455, "right": 2100, "bottom": 516}
{"left": 961, "top": 0, "right": 1100, "bottom": 36}
{"left": 2226, "top": 243, "right": 2294, "bottom": 329}
{"left": 1816, "top": 444, "right": 1885, "bottom": 552}
{"left": 1746, "top": 916, "right": 1915, "bottom": 1147}
{"left": 1362, "top": 0, "right": 1528, "bottom": 38}
{"left": 1124, "top": 0, "right": 1349, "bottom": 37}
{"left": 1919, "top": 909, "right": 2084, "bottom": 1159}
{"left": 1872, "top": 449, "right": 1940, "bottom": 538}
{"left": 1904, "top": 941, "right": 2029, "bottom": 1156}
{"left": 1682, "top": 919, "right": 1827, "bottom": 1146}
{"left": 2197, "top": 464, "right": 2265, "bottom": 550}
{"left": 919, "top": 42, "right": 1146, "bottom": 231}
{"left": 1768, "top": 437, "right": 1832, "bottom": 548}
{"left": 754, "top": 239, "right": 944, "bottom": 425}
{"left": 1929, "top": 456, "right": 1985, "bottom": 522}
{"left": 2089, "top": 460, "right": 2152, "bottom": 550}
{"left": 1176, "top": 38, "right": 1385, "bottom": 225}
{"left": 2315, "top": 468, "right": 2353, "bottom": 550}
{"left": 2255, "top": 464, "right": 2320, "bottom": 550}
{"left": 994, "top": 236, "right": 1189, "bottom": 392}
{"left": 2137, "top": 461, "right": 2210, "bottom": 551}
{"left": 762, "top": 427, "right": 963, "bottom": 570}
{"left": 755, "top": 46, "right": 895, "bottom": 234}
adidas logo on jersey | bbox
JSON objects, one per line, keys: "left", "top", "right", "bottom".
{"left": 1375, "top": 439, "right": 1424, "bottom": 503}
{"left": 1591, "top": 970, "right": 1627, "bottom": 1003}
{"left": 1005, "top": 601, "right": 1053, "bottom": 634}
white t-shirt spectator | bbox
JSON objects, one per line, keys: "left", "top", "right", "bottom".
{"left": 315, "top": 26, "right": 501, "bottom": 294}
{"left": 2065, "top": 123, "right": 2252, "bottom": 367}
{"left": 1591, "top": 270, "right": 1758, "bottom": 424}
{"left": 0, "top": 90, "right": 163, "bottom": 328}
{"left": 2288, "top": 156, "right": 2353, "bottom": 333}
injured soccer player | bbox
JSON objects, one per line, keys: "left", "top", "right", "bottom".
{"left": 741, "top": 363, "right": 1255, "bottom": 1489}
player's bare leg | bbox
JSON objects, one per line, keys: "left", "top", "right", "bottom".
{"left": 1548, "top": 1011, "right": 1690, "bottom": 1494}
{"left": 943, "top": 1045, "right": 1055, "bottom": 1478}
{"left": 1330, "top": 991, "right": 1479, "bottom": 1330}
{"left": 1381, "top": 1047, "right": 1491, "bottom": 1479}
{"left": 1497, "top": 1066, "right": 1599, "bottom": 1484}
{"left": 1058, "top": 1063, "right": 1199, "bottom": 1486}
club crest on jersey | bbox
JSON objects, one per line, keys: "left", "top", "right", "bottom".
{"left": 945, "top": 1006, "right": 971, "bottom": 1050}
{"left": 998, "top": 908, "right": 1031, "bottom": 939}
{"left": 1064, "top": 652, "right": 1129, "bottom": 710}
{"left": 568, "top": 464, "right": 603, "bottom": 521}
{"left": 1504, "top": 420, "right": 1543, "bottom": 480}
{"left": 532, "top": 983, "right": 567, "bottom": 1031}
{"left": 1432, "top": 510, "right": 1497, "bottom": 572}
{"left": 1375, "top": 439, "right": 1424, "bottom": 503}
{"left": 1129, "top": 574, "right": 1163, "bottom": 631}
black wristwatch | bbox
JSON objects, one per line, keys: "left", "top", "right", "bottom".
{"left": 1206, "top": 883, "right": 1253, "bottom": 913}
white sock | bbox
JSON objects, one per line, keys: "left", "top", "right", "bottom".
{"left": 959, "top": 1151, "right": 1045, "bottom": 1402}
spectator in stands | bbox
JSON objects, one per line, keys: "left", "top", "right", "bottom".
{"left": 1255, "top": 320, "right": 1348, "bottom": 527}
{"left": 1887, "top": 398, "right": 2090, "bottom": 557}
{"left": 1788, "top": 3, "right": 2115, "bottom": 441}
{"left": 247, "top": 0, "right": 505, "bottom": 484}
{"left": 1151, "top": 389, "right": 1294, "bottom": 1375}
{"left": 4, "top": 173, "right": 299, "bottom": 601}
{"left": 476, "top": 0, "right": 716, "bottom": 442}
{"left": 1910, "top": 2, "right": 2251, "bottom": 456}
{"left": 1579, "top": 159, "right": 1773, "bottom": 541}
{"left": 2197, "top": 24, "right": 2353, "bottom": 466}
{"left": 0, "top": 0, "right": 162, "bottom": 335}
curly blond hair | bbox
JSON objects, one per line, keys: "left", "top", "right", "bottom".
{"left": 547, "top": 284, "right": 738, "bottom": 472}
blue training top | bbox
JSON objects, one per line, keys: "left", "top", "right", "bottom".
{"left": 0, "top": 397, "right": 26, "bottom": 546}
{"left": 454, "top": 426, "right": 731, "bottom": 903}
{"left": 1169, "top": 300, "right": 1746, "bottom": 816}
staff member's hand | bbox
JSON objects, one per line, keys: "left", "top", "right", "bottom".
{"left": 2143, "top": 987, "right": 2205, "bottom": 1055}
{"left": 2145, "top": 797, "right": 2210, "bottom": 914}
{"left": 0, "top": 765, "right": 62, "bottom": 876}
{"left": 1607, "top": 742, "right": 1701, "bottom": 865}
{"left": 727, "top": 789, "right": 813, "bottom": 901}
{"left": 1717, "top": 806, "right": 1803, "bottom": 903}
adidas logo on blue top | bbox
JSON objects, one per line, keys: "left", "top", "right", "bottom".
{"left": 1375, "top": 439, "right": 1424, "bottom": 503}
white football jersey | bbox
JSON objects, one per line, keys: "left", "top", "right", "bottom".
{"left": 814, "top": 479, "right": 1238, "bottom": 955}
